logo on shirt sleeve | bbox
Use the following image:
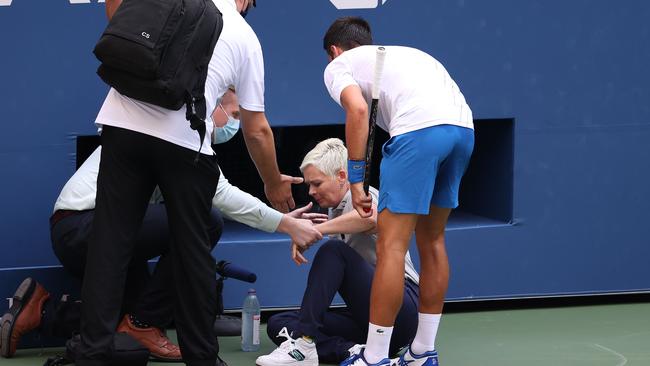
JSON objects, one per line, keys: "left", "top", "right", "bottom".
{"left": 329, "top": 0, "right": 389, "bottom": 9}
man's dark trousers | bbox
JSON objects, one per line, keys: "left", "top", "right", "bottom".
{"left": 77, "top": 126, "right": 221, "bottom": 366}
{"left": 48, "top": 204, "right": 223, "bottom": 337}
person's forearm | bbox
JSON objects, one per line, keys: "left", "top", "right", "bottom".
{"left": 276, "top": 215, "right": 296, "bottom": 235}
{"left": 316, "top": 210, "right": 375, "bottom": 236}
{"left": 212, "top": 169, "right": 282, "bottom": 232}
{"left": 342, "top": 87, "right": 369, "bottom": 161}
{"left": 345, "top": 109, "right": 368, "bottom": 160}
{"left": 243, "top": 123, "right": 282, "bottom": 186}
{"left": 105, "top": 0, "right": 122, "bottom": 20}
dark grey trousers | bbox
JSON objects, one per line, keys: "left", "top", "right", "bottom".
{"left": 77, "top": 126, "right": 221, "bottom": 366}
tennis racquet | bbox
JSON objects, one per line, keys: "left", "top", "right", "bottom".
{"left": 363, "top": 46, "right": 387, "bottom": 195}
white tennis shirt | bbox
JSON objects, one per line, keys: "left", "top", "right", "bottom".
{"left": 95, "top": 0, "right": 265, "bottom": 155}
{"left": 324, "top": 45, "right": 473, "bottom": 137}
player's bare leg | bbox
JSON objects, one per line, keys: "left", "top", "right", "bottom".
{"left": 359, "top": 209, "right": 417, "bottom": 364}
{"left": 415, "top": 205, "right": 452, "bottom": 314}
{"left": 394, "top": 204, "right": 452, "bottom": 365}
{"left": 369, "top": 210, "right": 418, "bottom": 325}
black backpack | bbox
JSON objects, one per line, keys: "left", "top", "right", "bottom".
{"left": 93, "top": 0, "right": 224, "bottom": 158}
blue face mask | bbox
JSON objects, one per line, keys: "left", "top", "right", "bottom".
{"left": 212, "top": 104, "right": 240, "bottom": 144}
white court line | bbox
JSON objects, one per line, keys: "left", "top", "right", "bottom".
{"left": 592, "top": 344, "right": 628, "bottom": 366}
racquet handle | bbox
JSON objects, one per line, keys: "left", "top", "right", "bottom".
{"left": 372, "top": 47, "right": 387, "bottom": 99}
{"left": 363, "top": 46, "right": 387, "bottom": 195}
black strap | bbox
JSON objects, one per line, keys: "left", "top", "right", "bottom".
{"left": 43, "top": 355, "right": 71, "bottom": 366}
{"left": 184, "top": 28, "right": 214, "bottom": 164}
{"left": 184, "top": 10, "right": 214, "bottom": 165}
{"left": 186, "top": 93, "right": 207, "bottom": 164}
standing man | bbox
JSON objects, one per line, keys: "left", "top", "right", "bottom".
{"left": 79, "top": 1, "right": 294, "bottom": 366}
{"left": 322, "top": 17, "right": 474, "bottom": 366}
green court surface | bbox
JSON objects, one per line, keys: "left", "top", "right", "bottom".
{"left": 2, "top": 302, "right": 650, "bottom": 365}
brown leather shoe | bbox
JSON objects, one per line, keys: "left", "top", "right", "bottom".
{"left": 117, "top": 314, "right": 182, "bottom": 361}
{"left": 0, "top": 278, "right": 50, "bottom": 358}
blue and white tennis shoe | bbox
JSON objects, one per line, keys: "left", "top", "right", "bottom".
{"left": 395, "top": 346, "right": 439, "bottom": 366}
{"left": 339, "top": 345, "right": 393, "bottom": 366}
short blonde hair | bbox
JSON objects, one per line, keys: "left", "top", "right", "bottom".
{"left": 300, "top": 138, "right": 348, "bottom": 177}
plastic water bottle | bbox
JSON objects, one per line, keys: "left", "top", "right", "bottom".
{"left": 241, "top": 289, "right": 261, "bottom": 352}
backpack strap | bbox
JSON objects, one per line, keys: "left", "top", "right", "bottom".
{"left": 186, "top": 93, "right": 207, "bottom": 164}
{"left": 185, "top": 30, "right": 215, "bottom": 164}
{"left": 185, "top": 1, "right": 222, "bottom": 164}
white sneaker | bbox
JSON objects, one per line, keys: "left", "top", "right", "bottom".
{"left": 255, "top": 327, "right": 318, "bottom": 366}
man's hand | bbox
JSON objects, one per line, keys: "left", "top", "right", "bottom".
{"left": 240, "top": 109, "right": 293, "bottom": 212}
{"left": 277, "top": 215, "right": 323, "bottom": 249}
{"left": 265, "top": 174, "right": 302, "bottom": 213}
{"left": 291, "top": 242, "right": 309, "bottom": 266}
{"left": 287, "top": 202, "right": 329, "bottom": 224}
{"left": 350, "top": 182, "right": 373, "bottom": 218}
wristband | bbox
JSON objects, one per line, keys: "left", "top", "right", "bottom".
{"left": 347, "top": 159, "right": 366, "bottom": 184}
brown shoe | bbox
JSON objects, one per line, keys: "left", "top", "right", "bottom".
{"left": 117, "top": 314, "right": 182, "bottom": 361}
{"left": 0, "top": 278, "right": 50, "bottom": 358}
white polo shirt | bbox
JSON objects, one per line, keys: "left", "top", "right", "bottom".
{"left": 324, "top": 45, "right": 473, "bottom": 137}
{"left": 54, "top": 147, "right": 283, "bottom": 233}
{"left": 95, "top": 0, "right": 265, "bottom": 155}
{"left": 329, "top": 188, "right": 420, "bottom": 285}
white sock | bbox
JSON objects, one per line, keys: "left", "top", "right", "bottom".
{"left": 364, "top": 323, "right": 393, "bottom": 364}
{"left": 410, "top": 313, "right": 441, "bottom": 354}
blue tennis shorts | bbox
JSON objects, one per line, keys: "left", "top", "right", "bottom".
{"left": 377, "top": 124, "right": 475, "bottom": 214}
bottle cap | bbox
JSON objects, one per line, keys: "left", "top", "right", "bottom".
{"left": 248, "top": 288, "right": 256, "bottom": 294}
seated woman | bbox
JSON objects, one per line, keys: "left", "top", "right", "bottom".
{"left": 256, "top": 138, "right": 420, "bottom": 366}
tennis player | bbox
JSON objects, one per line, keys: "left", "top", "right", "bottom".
{"left": 322, "top": 17, "right": 474, "bottom": 366}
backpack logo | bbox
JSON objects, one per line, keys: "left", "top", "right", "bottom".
{"left": 329, "top": 0, "right": 389, "bottom": 9}
{"left": 141, "top": 32, "right": 151, "bottom": 39}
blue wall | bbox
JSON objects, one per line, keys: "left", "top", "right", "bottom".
{"left": 1, "top": 0, "right": 649, "bottom": 307}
